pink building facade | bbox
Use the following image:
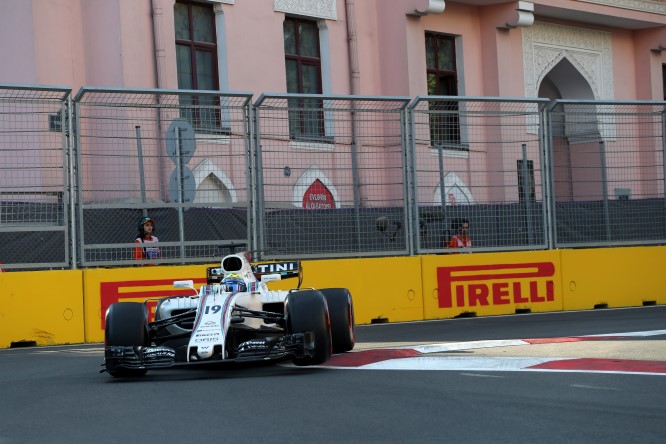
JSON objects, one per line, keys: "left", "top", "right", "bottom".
{"left": 4, "top": 1, "right": 666, "bottom": 98}
{"left": 2, "top": 0, "right": 666, "bottom": 208}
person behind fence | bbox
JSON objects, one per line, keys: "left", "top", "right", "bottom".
{"left": 133, "top": 216, "right": 161, "bottom": 263}
{"left": 446, "top": 218, "right": 471, "bottom": 251}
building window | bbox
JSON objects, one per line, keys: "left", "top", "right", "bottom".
{"left": 174, "top": 1, "right": 221, "bottom": 132}
{"left": 426, "top": 33, "right": 461, "bottom": 148}
{"left": 284, "top": 17, "right": 326, "bottom": 142}
{"left": 663, "top": 64, "right": 666, "bottom": 101}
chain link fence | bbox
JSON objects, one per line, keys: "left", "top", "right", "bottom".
{"left": 253, "top": 94, "right": 411, "bottom": 259}
{"left": 0, "top": 85, "right": 72, "bottom": 270}
{"left": 1, "top": 85, "right": 665, "bottom": 269}
{"left": 548, "top": 100, "right": 666, "bottom": 247}
{"left": 409, "top": 97, "right": 550, "bottom": 253}
{"left": 74, "top": 88, "right": 252, "bottom": 266}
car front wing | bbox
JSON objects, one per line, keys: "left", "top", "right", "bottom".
{"left": 103, "top": 331, "right": 315, "bottom": 372}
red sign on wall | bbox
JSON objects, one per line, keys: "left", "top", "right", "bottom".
{"left": 100, "top": 278, "right": 206, "bottom": 329}
{"left": 303, "top": 179, "right": 335, "bottom": 209}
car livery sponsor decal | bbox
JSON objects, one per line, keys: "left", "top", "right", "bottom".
{"left": 252, "top": 261, "right": 299, "bottom": 275}
{"left": 188, "top": 292, "right": 236, "bottom": 361}
{"left": 190, "top": 293, "right": 211, "bottom": 335}
{"left": 437, "top": 262, "right": 555, "bottom": 309}
{"left": 99, "top": 278, "right": 206, "bottom": 329}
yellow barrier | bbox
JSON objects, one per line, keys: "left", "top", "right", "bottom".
{"left": 0, "top": 269, "right": 84, "bottom": 348}
{"left": 1, "top": 246, "right": 665, "bottom": 348}
{"left": 421, "top": 250, "right": 563, "bottom": 319}
{"left": 560, "top": 246, "right": 666, "bottom": 310}
{"left": 82, "top": 264, "right": 215, "bottom": 343}
{"left": 295, "top": 256, "right": 424, "bottom": 324}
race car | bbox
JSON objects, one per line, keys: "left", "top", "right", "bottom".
{"left": 102, "top": 253, "right": 355, "bottom": 377}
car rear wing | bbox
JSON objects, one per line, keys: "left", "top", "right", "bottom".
{"left": 207, "top": 260, "right": 302, "bottom": 287}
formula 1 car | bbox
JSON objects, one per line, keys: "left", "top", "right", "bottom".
{"left": 102, "top": 253, "right": 355, "bottom": 377}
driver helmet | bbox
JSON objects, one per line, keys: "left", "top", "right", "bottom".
{"left": 222, "top": 273, "right": 247, "bottom": 293}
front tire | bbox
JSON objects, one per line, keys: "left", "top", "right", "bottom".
{"left": 286, "top": 290, "right": 332, "bottom": 366}
{"left": 320, "top": 288, "right": 355, "bottom": 354}
{"left": 105, "top": 302, "right": 149, "bottom": 377}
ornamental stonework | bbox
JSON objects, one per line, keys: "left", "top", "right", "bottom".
{"left": 522, "top": 22, "right": 614, "bottom": 101}
{"left": 577, "top": 0, "right": 666, "bottom": 14}
{"left": 274, "top": 0, "right": 337, "bottom": 20}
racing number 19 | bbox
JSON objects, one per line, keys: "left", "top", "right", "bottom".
{"left": 204, "top": 305, "right": 221, "bottom": 314}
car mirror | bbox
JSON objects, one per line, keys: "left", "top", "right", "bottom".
{"left": 173, "top": 280, "right": 194, "bottom": 289}
{"left": 260, "top": 274, "right": 281, "bottom": 283}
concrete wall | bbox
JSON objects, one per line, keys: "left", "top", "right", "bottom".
{"left": 2, "top": 246, "right": 665, "bottom": 348}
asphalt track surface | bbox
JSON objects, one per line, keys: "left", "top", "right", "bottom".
{"left": 0, "top": 306, "right": 664, "bottom": 444}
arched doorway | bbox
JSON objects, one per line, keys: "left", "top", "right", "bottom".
{"left": 538, "top": 57, "right": 602, "bottom": 201}
{"left": 192, "top": 159, "right": 236, "bottom": 205}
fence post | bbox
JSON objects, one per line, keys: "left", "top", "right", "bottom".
{"left": 407, "top": 98, "right": 421, "bottom": 254}
{"left": 437, "top": 127, "right": 447, "bottom": 240}
{"left": 521, "top": 143, "right": 534, "bottom": 245}
{"left": 350, "top": 99, "right": 362, "bottom": 251}
{"left": 662, "top": 108, "right": 666, "bottom": 209}
{"left": 174, "top": 127, "right": 186, "bottom": 260}
{"left": 67, "top": 94, "right": 77, "bottom": 269}
{"left": 244, "top": 99, "right": 255, "bottom": 259}
{"left": 543, "top": 102, "right": 555, "bottom": 249}
{"left": 135, "top": 126, "right": 148, "bottom": 218}
{"left": 402, "top": 106, "right": 414, "bottom": 255}
{"left": 74, "top": 92, "right": 85, "bottom": 267}
{"left": 599, "top": 140, "right": 611, "bottom": 241}
{"left": 252, "top": 102, "right": 265, "bottom": 259}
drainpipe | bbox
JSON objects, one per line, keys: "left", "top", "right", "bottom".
{"left": 151, "top": 0, "right": 167, "bottom": 199}
{"left": 345, "top": 0, "right": 360, "bottom": 96}
{"left": 345, "top": 0, "right": 363, "bottom": 249}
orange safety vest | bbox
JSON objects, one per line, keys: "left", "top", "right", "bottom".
{"left": 133, "top": 236, "right": 161, "bottom": 262}
{"left": 446, "top": 235, "right": 472, "bottom": 249}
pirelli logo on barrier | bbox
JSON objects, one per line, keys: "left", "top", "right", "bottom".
{"left": 437, "top": 262, "right": 555, "bottom": 309}
{"left": 99, "top": 278, "right": 206, "bottom": 329}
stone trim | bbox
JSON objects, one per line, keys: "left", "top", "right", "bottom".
{"left": 274, "top": 0, "right": 337, "bottom": 20}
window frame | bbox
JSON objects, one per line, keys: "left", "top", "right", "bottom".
{"left": 425, "top": 32, "right": 463, "bottom": 150}
{"left": 175, "top": 0, "right": 226, "bottom": 134}
{"left": 284, "top": 16, "right": 330, "bottom": 143}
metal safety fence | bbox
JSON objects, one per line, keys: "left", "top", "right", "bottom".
{"left": 0, "top": 85, "right": 72, "bottom": 270}
{"left": 253, "top": 94, "right": 411, "bottom": 258}
{"left": 1, "top": 84, "right": 665, "bottom": 269}
{"left": 409, "top": 97, "right": 550, "bottom": 254}
{"left": 547, "top": 100, "right": 666, "bottom": 247}
{"left": 74, "top": 88, "right": 252, "bottom": 266}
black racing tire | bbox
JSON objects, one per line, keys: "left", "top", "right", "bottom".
{"left": 105, "top": 302, "right": 149, "bottom": 377}
{"left": 286, "top": 290, "right": 332, "bottom": 366}
{"left": 320, "top": 288, "right": 355, "bottom": 354}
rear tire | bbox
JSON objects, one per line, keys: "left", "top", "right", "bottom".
{"left": 286, "top": 290, "right": 332, "bottom": 366}
{"left": 105, "top": 302, "right": 149, "bottom": 377}
{"left": 320, "top": 288, "right": 355, "bottom": 354}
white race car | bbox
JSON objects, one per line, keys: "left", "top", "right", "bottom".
{"left": 102, "top": 253, "right": 355, "bottom": 377}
